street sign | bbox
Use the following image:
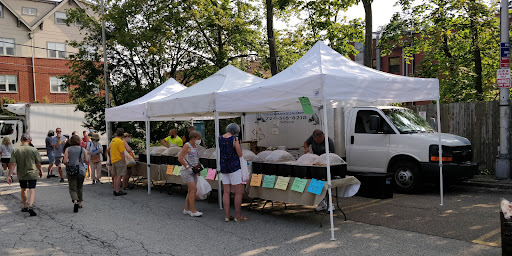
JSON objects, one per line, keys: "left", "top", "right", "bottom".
{"left": 501, "top": 57, "right": 510, "bottom": 68}
{"left": 497, "top": 69, "right": 511, "bottom": 88}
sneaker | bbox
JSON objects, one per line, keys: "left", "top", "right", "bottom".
{"left": 189, "top": 211, "right": 203, "bottom": 217}
{"left": 21, "top": 207, "right": 28, "bottom": 212}
{"left": 28, "top": 208, "right": 37, "bottom": 216}
{"left": 47, "top": 175, "right": 51, "bottom": 179}
{"left": 50, "top": 174, "right": 57, "bottom": 178}
{"left": 315, "top": 199, "right": 328, "bottom": 212}
{"left": 60, "top": 178, "right": 65, "bottom": 183}
{"left": 73, "top": 204, "right": 79, "bottom": 213}
{"left": 183, "top": 209, "right": 192, "bottom": 215}
{"left": 114, "top": 191, "right": 127, "bottom": 196}
{"left": 92, "top": 180, "right": 96, "bottom": 185}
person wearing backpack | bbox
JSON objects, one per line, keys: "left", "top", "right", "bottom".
{"left": 64, "top": 135, "right": 89, "bottom": 213}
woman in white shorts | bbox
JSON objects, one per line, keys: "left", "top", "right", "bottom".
{"left": 178, "top": 131, "right": 203, "bottom": 217}
{"left": 219, "top": 123, "right": 247, "bottom": 222}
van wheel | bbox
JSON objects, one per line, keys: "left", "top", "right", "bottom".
{"left": 392, "top": 161, "right": 422, "bottom": 193}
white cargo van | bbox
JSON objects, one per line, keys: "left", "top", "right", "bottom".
{"left": 243, "top": 106, "right": 477, "bottom": 193}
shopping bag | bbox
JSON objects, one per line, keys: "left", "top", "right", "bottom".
{"left": 125, "top": 151, "right": 136, "bottom": 167}
{"left": 240, "top": 157, "right": 250, "bottom": 182}
{"left": 196, "top": 176, "right": 212, "bottom": 200}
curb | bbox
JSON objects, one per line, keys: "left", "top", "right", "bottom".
{"left": 460, "top": 180, "right": 512, "bottom": 190}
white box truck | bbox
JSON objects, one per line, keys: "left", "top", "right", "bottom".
{"left": 243, "top": 106, "right": 477, "bottom": 193}
{"left": 0, "top": 103, "right": 106, "bottom": 150}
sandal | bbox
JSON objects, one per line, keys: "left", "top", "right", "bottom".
{"left": 234, "top": 216, "right": 249, "bottom": 222}
{"left": 224, "top": 216, "right": 234, "bottom": 222}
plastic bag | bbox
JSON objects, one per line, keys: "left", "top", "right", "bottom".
{"left": 264, "top": 150, "right": 295, "bottom": 163}
{"left": 254, "top": 151, "right": 272, "bottom": 162}
{"left": 294, "top": 153, "right": 319, "bottom": 166}
{"left": 162, "top": 147, "right": 181, "bottom": 156}
{"left": 196, "top": 176, "right": 212, "bottom": 200}
{"left": 502, "top": 198, "right": 512, "bottom": 220}
{"left": 125, "top": 151, "right": 136, "bottom": 167}
{"left": 242, "top": 149, "right": 256, "bottom": 161}
{"left": 240, "top": 157, "right": 250, "bottom": 182}
{"left": 150, "top": 146, "right": 167, "bottom": 156}
{"left": 312, "top": 153, "right": 345, "bottom": 166}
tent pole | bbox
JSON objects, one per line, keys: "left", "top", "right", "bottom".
{"left": 323, "top": 99, "right": 335, "bottom": 241}
{"left": 146, "top": 119, "right": 151, "bottom": 195}
{"left": 436, "top": 100, "right": 443, "bottom": 206}
{"left": 215, "top": 111, "right": 223, "bottom": 209}
{"left": 106, "top": 121, "right": 111, "bottom": 184}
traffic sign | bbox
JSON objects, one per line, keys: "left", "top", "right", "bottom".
{"left": 501, "top": 57, "right": 510, "bottom": 68}
{"left": 497, "top": 69, "right": 511, "bottom": 88}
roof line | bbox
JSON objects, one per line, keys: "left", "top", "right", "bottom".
{"left": 30, "top": 0, "right": 69, "bottom": 30}
{"left": 0, "top": 0, "right": 33, "bottom": 30}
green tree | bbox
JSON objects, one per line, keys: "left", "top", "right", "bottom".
{"left": 379, "top": 0, "right": 500, "bottom": 102}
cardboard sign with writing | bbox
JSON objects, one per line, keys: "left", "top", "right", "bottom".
{"left": 173, "top": 165, "right": 181, "bottom": 176}
{"left": 274, "top": 176, "right": 290, "bottom": 190}
{"left": 250, "top": 174, "right": 263, "bottom": 187}
{"left": 206, "top": 168, "right": 216, "bottom": 180}
{"left": 306, "top": 179, "right": 325, "bottom": 195}
{"left": 291, "top": 178, "right": 308, "bottom": 193}
{"left": 166, "top": 165, "right": 174, "bottom": 175}
{"left": 262, "top": 175, "right": 276, "bottom": 188}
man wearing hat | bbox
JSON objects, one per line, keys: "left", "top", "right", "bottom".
{"left": 45, "top": 129, "right": 56, "bottom": 178}
{"left": 7, "top": 134, "right": 42, "bottom": 216}
{"left": 87, "top": 133, "right": 103, "bottom": 184}
{"left": 53, "top": 128, "right": 67, "bottom": 182}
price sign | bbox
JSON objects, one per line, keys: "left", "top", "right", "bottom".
{"left": 497, "top": 69, "right": 511, "bottom": 88}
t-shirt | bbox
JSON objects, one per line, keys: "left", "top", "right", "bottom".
{"left": 109, "top": 137, "right": 125, "bottom": 164}
{"left": 164, "top": 136, "right": 183, "bottom": 147}
{"left": 53, "top": 136, "right": 67, "bottom": 157}
{"left": 45, "top": 136, "right": 54, "bottom": 153}
{"left": 0, "top": 144, "right": 14, "bottom": 158}
{"left": 10, "top": 145, "right": 41, "bottom": 180}
{"left": 306, "top": 135, "right": 335, "bottom": 155}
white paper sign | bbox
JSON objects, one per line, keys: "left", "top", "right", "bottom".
{"left": 418, "top": 111, "right": 427, "bottom": 120}
{"left": 497, "top": 69, "right": 511, "bottom": 88}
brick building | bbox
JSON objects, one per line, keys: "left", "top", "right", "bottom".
{"left": 0, "top": 0, "right": 92, "bottom": 104}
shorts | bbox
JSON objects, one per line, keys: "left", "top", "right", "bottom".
{"left": 220, "top": 169, "right": 242, "bottom": 185}
{"left": 180, "top": 169, "right": 197, "bottom": 184}
{"left": 47, "top": 151, "right": 55, "bottom": 164}
{"left": 1, "top": 158, "right": 10, "bottom": 164}
{"left": 112, "top": 161, "right": 127, "bottom": 176}
{"left": 55, "top": 157, "right": 63, "bottom": 166}
{"left": 19, "top": 180, "right": 37, "bottom": 189}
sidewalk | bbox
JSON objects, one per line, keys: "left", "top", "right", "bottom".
{"left": 461, "top": 175, "right": 512, "bottom": 190}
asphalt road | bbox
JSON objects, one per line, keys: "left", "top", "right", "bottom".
{"left": 0, "top": 171, "right": 503, "bottom": 256}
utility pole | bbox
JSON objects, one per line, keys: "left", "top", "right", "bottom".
{"left": 101, "top": 0, "right": 110, "bottom": 143}
{"left": 496, "top": 0, "right": 510, "bottom": 180}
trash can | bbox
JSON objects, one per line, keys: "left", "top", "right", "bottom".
{"left": 501, "top": 212, "right": 512, "bottom": 256}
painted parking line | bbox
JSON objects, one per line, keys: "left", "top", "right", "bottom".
{"left": 472, "top": 229, "right": 501, "bottom": 247}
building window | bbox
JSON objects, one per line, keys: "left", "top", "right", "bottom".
{"left": 50, "top": 77, "right": 67, "bottom": 93}
{"left": 0, "top": 38, "right": 15, "bottom": 55}
{"left": 0, "top": 75, "right": 17, "bottom": 93}
{"left": 55, "top": 12, "right": 66, "bottom": 24}
{"left": 389, "top": 57, "right": 401, "bottom": 74}
{"left": 47, "top": 42, "right": 66, "bottom": 58}
{"left": 22, "top": 7, "right": 37, "bottom": 16}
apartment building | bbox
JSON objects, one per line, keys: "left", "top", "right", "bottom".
{"left": 0, "top": 0, "right": 92, "bottom": 103}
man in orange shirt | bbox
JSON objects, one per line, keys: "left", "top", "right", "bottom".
{"left": 107, "top": 128, "right": 127, "bottom": 196}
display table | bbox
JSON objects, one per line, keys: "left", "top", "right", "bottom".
{"left": 248, "top": 176, "right": 360, "bottom": 207}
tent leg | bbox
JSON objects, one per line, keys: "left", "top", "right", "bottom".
{"left": 146, "top": 119, "right": 151, "bottom": 195}
{"left": 436, "top": 101, "right": 443, "bottom": 206}
{"left": 215, "top": 111, "right": 223, "bottom": 209}
{"left": 322, "top": 100, "right": 335, "bottom": 241}
{"left": 106, "top": 121, "right": 111, "bottom": 184}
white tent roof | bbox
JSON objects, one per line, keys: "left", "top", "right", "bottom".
{"left": 216, "top": 41, "right": 439, "bottom": 113}
{"left": 105, "top": 78, "right": 186, "bottom": 121}
{"left": 146, "top": 65, "right": 264, "bottom": 119}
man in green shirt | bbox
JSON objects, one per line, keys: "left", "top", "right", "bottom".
{"left": 161, "top": 129, "right": 183, "bottom": 147}
{"left": 7, "top": 134, "right": 43, "bottom": 216}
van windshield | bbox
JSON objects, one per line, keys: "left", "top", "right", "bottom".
{"left": 382, "top": 109, "right": 435, "bottom": 134}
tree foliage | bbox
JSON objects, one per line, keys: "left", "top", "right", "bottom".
{"left": 379, "top": 0, "right": 501, "bottom": 102}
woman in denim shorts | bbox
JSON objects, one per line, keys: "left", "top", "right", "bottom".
{"left": 177, "top": 131, "right": 203, "bottom": 217}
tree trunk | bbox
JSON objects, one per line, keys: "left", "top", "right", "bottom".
{"left": 469, "top": 0, "right": 483, "bottom": 97}
{"left": 266, "top": 0, "right": 278, "bottom": 75}
{"left": 363, "top": 0, "right": 373, "bottom": 68}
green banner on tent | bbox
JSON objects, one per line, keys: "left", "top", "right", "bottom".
{"left": 299, "top": 97, "right": 314, "bottom": 114}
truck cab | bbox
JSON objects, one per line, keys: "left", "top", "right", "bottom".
{"left": 0, "top": 119, "right": 24, "bottom": 147}
{"left": 345, "top": 106, "right": 477, "bottom": 193}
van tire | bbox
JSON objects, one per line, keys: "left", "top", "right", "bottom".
{"left": 392, "top": 161, "right": 423, "bottom": 193}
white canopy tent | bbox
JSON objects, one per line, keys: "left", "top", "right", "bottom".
{"left": 145, "top": 65, "right": 264, "bottom": 205}
{"left": 105, "top": 78, "right": 186, "bottom": 194}
{"left": 216, "top": 41, "right": 443, "bottom": 240}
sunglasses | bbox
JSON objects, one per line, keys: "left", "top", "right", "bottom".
{"left": 56, "top": 131, "right": 62, "bottom": 133}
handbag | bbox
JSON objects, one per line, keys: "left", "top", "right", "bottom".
{"left": 186, "top": 159, "right": 203, "bottom": 174}
{"left": 66, "top": 148, "right": 83, "bottom": 176}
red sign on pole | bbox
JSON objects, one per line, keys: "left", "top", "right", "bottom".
{"left": 501, "top": 57, "right": 510, "bottom": 68}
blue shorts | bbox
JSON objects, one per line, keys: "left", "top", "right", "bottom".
{"left": 47, "top": 151, "right": 55, "bottom": 164}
